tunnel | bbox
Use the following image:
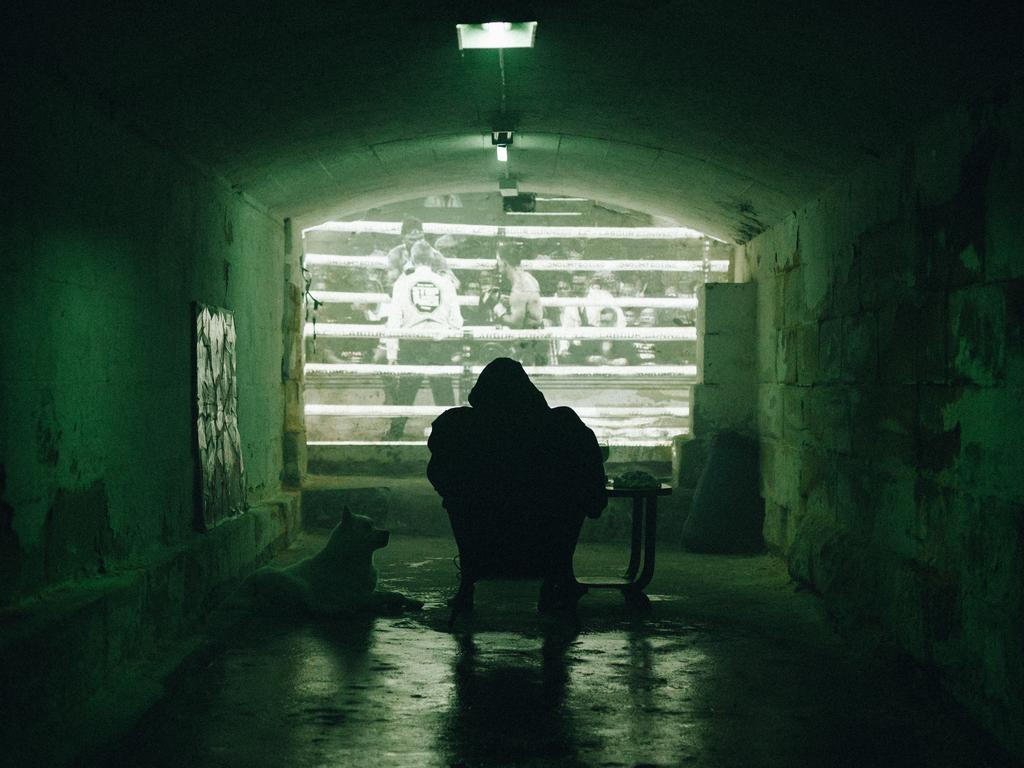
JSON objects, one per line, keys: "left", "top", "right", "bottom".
{"left": 2, "top": 2, "right": 1024, "bottom": 766}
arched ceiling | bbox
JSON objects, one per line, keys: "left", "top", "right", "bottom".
{"left": 9, "top": 1, "right": 1023, "bottom": 242}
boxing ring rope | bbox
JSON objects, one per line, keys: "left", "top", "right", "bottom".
{"left": 304, "top": 253, "right": 729, "bottom": 273}
{"left": 308, "top": 438, "right": 686, "bottom": 447}
{"left": 309, "top": 290, "right": 700, "bottom": 310}
{"left": 306, "top": 404, "right": 689, "bottom": 418}
{"left": 304, "top": 220, "right": 711, "bottom": 240}
{"left": 304, "top": 323, "right": 697, "bottom": 341}
{"left": 304, "top": 363, "right": 698, "bottom": 378}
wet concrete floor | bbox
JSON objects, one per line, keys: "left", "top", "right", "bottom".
{"left": 106, "top": 534, "right": 1018, "bottom": 767}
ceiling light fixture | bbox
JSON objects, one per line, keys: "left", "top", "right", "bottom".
{"left": 492, "top": 130, "right": 513, "bottom": 162}
{"left": 456, "top": 21, "right": 537, "bottom": 49}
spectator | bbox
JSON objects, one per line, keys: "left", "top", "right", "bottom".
{"left": 385, "top": 216, "right": 455, "bottom": 289}
{"left": 576, "top": 307, "right": 637, "bottom": 366}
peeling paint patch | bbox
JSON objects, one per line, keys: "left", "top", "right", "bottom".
{"left": 43, "top": 480, "right": 115, "bottom": 584}
{"left": 35, "top": 389, "right": 61, "bottom": 467}
{"left": 724, "top": 199, "right": 766, "bottom": 244}
{"left": 0, "top": 465, "right": 24, "bottom": 604}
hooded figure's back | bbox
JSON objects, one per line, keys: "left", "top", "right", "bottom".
{"left": 427, "top": 358, "right": 606, "bottom": 527}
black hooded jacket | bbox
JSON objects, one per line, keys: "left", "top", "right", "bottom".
{"left": 427, "top": 358, "right": 607, "bottom": 520}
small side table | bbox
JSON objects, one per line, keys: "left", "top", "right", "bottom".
{"left": 577, "top": 483, "right": 673, "bottom": 609}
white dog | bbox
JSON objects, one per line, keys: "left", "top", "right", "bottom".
{"left": 245, "top": 508, "right": 421, "bottom": 616}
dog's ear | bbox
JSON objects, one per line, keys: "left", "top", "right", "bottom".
{"left": 341, "top": 506, "right": 352, "bottom": 525}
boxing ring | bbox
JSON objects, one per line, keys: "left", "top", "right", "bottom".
{"left": 302, "top": 219, "right": 729, "bottom": 447}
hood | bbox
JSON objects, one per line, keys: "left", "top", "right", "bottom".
{"left": 468, "top": 357, "right": 549, "bottom": 413}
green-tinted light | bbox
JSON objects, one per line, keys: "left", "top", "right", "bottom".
{"left": 456, "top": 21, "right": 537, "bottom": 49}
{"left": 496, "top": 144, "right": 508, "bottom": 162}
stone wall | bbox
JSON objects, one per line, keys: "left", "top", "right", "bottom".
{"left": 692, "top": 281, "right": 758, "bottom": 438}
{"left": 746, "top": 82, "right": 1024, "bottom": 754}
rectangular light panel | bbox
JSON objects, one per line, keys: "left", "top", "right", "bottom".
{"left": 457, "top": 21, "right": 537, "bottom": 49}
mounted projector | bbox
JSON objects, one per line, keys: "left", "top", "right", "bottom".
{"left": 502, "top": 192, "right": 536, "bottom": 213}
{"left": 498, "top": 177, "right": 519, "bottom": 197}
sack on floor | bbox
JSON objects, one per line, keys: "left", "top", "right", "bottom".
{"left": 682, "top": 430, "right": 765, "bottom": 554}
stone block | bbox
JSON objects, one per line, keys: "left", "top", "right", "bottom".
{"left": 868, "top": 467, "right": 920, "bottom": 559}
{"left": 916, "top": 291, "right": 950, "bottom": 383}
{"left": 830, "top": 243, "right": 861, "bottom": 317}
{"left": 756, "top": 273, "right": 784, "bottom": 333}
{"left": 782, "top": 266, "right": 809, "bottom": 327}
{"left": 858, "top": 220, "right": 915, "bottom": 310}
{"left": 849, "top": 384, "right": 918, "bottom": 469}
{"left": 766, "top": 214, "right": 801, "bottom": 275}
{"left": 916, "top": 383, "right": 963, "bottom": 484}
{"left": 702, "top": 282, "right": 756, "bottom": 336}
{"left": 759, "top": 438, "right": 801, "bottom": 513}
{"left": 818, "top": 316, "right": 843, "bottom": 382}
{"left": 805, "top": 386, "right": 851, "bottom": 454}
{"left": 797, "top": 322, "right": 819, "bottom": 385}
{"left": 945, "top": 386, "right": 1024, "bottom": 503}
{"left": 758, "top": 324, "right": 777, "bottom": 385}
{"left": 782, "top": 385, "right": 807, "bottom": 440}
{"left": 833, "top": 457, "right": 875, "bottom": 535}
{"left": 757, "top": 384, "right": 783, "bottom": 439}
{"left": 702, "top": 332, "right": 755, "bottom": 385}
{"left": 777, "top": 327, "right": 799, "bottom": 384}
{"left": 761, "top": 499, "right": 793, "bottom": 553}
{"left": 283, "top": 380, "right": 305, "bottom": 431}
{"left": 798, "top": 449, "right": 836, "bottom": 522}
{"left": 801, "top": 246, "right": 832, "bottom": 317}
{"left": 841, "top": 313, "right": 878, "bottom": 383}
{"left": 876, "top": 303, "right": 918, "bottom": 385}
{"left": 949, "top": 284, "right": 1008, "bottom": 385}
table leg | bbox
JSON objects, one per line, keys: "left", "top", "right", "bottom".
{"left": 634, "top": 496, "right": 658, "bottom": 591}
{"left": 623, "top": 495, "right": 644, "bottom": 581}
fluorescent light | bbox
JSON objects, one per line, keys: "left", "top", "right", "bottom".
{"left": 457, "top": 21, "right": 537, "bottom": 49}
{"left": 496, "top": 144, "right": 508, "bottom": 162}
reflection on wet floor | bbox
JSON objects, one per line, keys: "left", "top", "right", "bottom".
{"left": 107, "top": 536, "right": 1020, "bottom": 768}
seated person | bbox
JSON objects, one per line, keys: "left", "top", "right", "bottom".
{"left": 427, "top": 358, "right": 607, "bottom": 611}
{"left": 573, "top": 307, "right": 639, "bottom": 366}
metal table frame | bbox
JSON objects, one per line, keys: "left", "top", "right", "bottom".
{"left": 577, "top": 483, "right": 673, "bottom": 609}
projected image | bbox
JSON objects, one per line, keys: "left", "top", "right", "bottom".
{"left": 301, "top": 195, "right": 731, "bottom": 447}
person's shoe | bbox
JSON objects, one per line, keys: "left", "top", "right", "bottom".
{"left": 538, "top": 580, "right": 587, "bottom": 612}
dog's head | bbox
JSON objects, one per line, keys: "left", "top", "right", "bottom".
{"left": 326, "top": 507, "right": 390, "bottom": 553}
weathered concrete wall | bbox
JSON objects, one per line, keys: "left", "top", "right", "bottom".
{"left": 1, "top": 70, "right": 292, "bottom": 602}
{"left": 747, "top": 82, "right": 1024, "bottom": 754}
{"left": 1, "top": 68, "right": 302, "bottom": 764}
